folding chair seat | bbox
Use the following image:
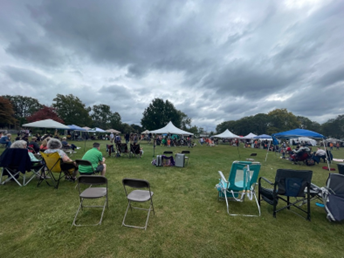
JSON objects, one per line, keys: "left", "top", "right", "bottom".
{"left": 216, "top": 161, "right": 262, "bottom": 217}
{"left": 38, "top": 152, "right": 74, "bottom": 189}
{"left": 122, "top": 178, "right": 155, "bottom": 230}
{"left": 0, "top": 148, "right": 43, "bottom": 186}
{"left": 120, "top": 143, "right": 130, "bottom": 158}
{"left": 258, "top": 169, "right": 313, "bottom": 221}
{"left": 181, "top": 150, "right": 190, "bottom": 166}
{"left": 72, "top": 175, "right": 108, "bottom": 226}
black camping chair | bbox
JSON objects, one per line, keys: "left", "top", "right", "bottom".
{"left": 258, "top": 169, "right": 313, "bottom": 221}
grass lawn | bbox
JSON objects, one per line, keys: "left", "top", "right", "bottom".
{"left": 1, "top": 141, "right": 344, "bottom": 258}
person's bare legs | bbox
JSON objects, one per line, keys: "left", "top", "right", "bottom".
{"left": 101, "top": 164, "right": 106, "bottom": 176}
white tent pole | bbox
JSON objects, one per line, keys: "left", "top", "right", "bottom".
{"left": 323, "top": 139, "right": 331, "bottom": 172}
{"left": 265, "top": 141, "right": 270, "bottom": 162}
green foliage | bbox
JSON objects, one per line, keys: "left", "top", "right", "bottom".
{"left": 267, "top": 108, "right": 300, "bottom": 134}
{"left": 141, "top": 98, "right": 186, "bottom": 130}
{"left": 1, "top": 142, "right": 343, "bottom": 257}
{"left": 52, "top": 94, "right": 92, "bottom": 126}
{"left": 321, "top": 115, "right": 344, "bottom": 138}
{"left": 91, "top": 104, "right": 113, "bottom": 129}
{"left": 2, "top": 95, "right": 42, "bottom": 125}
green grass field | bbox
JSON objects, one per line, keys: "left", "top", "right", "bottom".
{"left": 1, "top": 141, "right": 344, "bottom": 258}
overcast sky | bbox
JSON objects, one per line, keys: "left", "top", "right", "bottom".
{"left": 1, "top": 0, "right": 343, "bottom": 131}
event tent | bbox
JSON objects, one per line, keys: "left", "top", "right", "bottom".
{"left": 68, "top": 124, "right": 87, "bottom": 131}
{"left": 141, "top": 130, "right": 150, "bottom": 134}
{"left": 254, "top": 134, "right": 272, "bottom": 141}
{"left": 273, "top": 128, "right": 324, "bottom": 139}
{"left": 82, "top": 126, "right": 91, "bottom": 130}
{"left": 242, "top": 133, "right": 257, "bottom": 139}
{"left": 290, "top": 137, "right": 317, "bottom": 146}
{"left": 22, "top": 119, "right": 70, "bottom": 129}
{"left": 213, "top": 129, "right": 239, "bottom": 138}
{"left": 149, "top": 121, "right": 193, "bottom": 136}
{"left": 88, "top": 127, "right": 106, "bottom": 133}
{"left": 106, "top": 129, "right": 121, "bottom": 134}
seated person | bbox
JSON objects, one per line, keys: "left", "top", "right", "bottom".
{"left": 78, "top": 142, "right": 106, "bottom": 176}
{"left": 61, "top": 137, "right": 79, "bottom": 151}
{"left": 0, "top": 133, "right": 12, "bottom": 148}
{"left": 40, "top": 137, "right": 50, "bottom": 151}
{"left": 28, "top": 136, "right": 40, "bottom": 153}
{"left": 314, "top": 148, "right": 327, "bottom": 162}
{"left": 44, "top": 138, "right": 78, "bottom": 180}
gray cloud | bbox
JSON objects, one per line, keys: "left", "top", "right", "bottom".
{"left": 0, "top": 0, "right": 344, "bottom": 132}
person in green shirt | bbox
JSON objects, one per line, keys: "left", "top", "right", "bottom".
{"left": 79, "top": 142, "right": 106, "bottom": 176}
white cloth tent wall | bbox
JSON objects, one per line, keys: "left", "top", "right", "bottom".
{"left": 149, "top": 121, "right": 194, "bottom": 136}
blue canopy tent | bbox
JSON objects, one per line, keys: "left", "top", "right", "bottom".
{"left": 273, "top": 128, "right": 324, "bottom": 139}
{"left": 67, "top": 124, "right": 88, "bottom": 152}
{"left": 272, "top": 128, "right": 331, "bottom": 170}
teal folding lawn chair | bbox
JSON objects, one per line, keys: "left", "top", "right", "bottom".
{"left": 216, "top": 161, "right": 261, "bottom": 217}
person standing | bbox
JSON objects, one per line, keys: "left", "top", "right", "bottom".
{"left": 110, "top": 132, "right": 114, "bottom": 143}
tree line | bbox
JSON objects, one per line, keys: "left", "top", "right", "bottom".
{"left": 216, "top": 109, "right": 344, "bottom": 139}
{"left": 1, "top": 95, "right": 343, "bottom": 138}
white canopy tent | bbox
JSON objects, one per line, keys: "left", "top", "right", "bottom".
{"left": 289, "top": 137, "right": 317, "bottom": 146}
{"left": 242, "top": 132, "right": 257, "bottom": 139}
{"left": 213, "top": 129, "right": 239, "bottom": 138}
{"left": 141, "top": 130, "right": 150, "bottom": 134}
{"left": 22, "top": 119, "right": 70, "bottom": 129}
{"left": 149, "top": 121, "right": 194, "bottom": 136}
{"left": 106, "top": 129, "right": 121, "bottom": 134}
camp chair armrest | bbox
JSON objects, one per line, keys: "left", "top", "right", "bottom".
{"left": 218, "top": 171, "right": 227, "bottom": 183}
{"left": 259, "top": 177, "right": 273, "bottom": 185}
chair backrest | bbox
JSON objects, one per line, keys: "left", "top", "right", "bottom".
{"left": 0, "top": 148, "right": 32, "bottom": 173}
{"left": 326, "top": 173, "right": 344, "bottom": 197}
{"left": 75, "top": 159, "right": 95, "bottom": 172}
{"left": 228, "top": 161, "right": 261, "bottom": 191}
{"left": 181, "top": 150, "right": 190, "bottom": 154}
{"left": 122, "top": 178, "right": 150, "bottom": 189}
{"left": 78, "top": 175, "right": 107, "bottom": 185}
{"left": 131, "top": 144, "right": 140, "bottom": 154}
{"left": 120, "top": 143, "right": 128, "bottom": 152}
{"left": 40, "top": 152, "right": 62, "bottom": 172}
{"left": 275, "top": 169, "right": 313, "bottom": 197}
{"left": 163, "top": 151, "right": 173, "bottom": 155}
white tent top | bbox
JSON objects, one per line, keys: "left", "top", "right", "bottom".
{"left": 106, "top": 129, "right": 121, "bottom": 134}
{"left": 242, "top": 132, "right": 257, "bottom": 139}
{"left": 213, "top": 129, "right": 239, "bottom": 138}
{"left": 141, "top": 130, "right": 150, "bottom": 134}
{"left": 291, "top": 137, "right": 317, "bottom": 146}
{"left": 149, "top": 121, "right": 194, "bottom": 135}
{"left": 88, "top": 127, "right": 106, "bottom": 133}
{"left": 82, "top": 126, "right": 91, "bottom": 130}
{"left": 22, "top": 119, "right": 70, "bottom": 129}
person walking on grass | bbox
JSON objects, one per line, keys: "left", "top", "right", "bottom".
{"left": 79, "top": 142, "right": 106, "bottom": 176}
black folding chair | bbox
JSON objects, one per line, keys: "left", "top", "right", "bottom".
{"left": 258, "top": 169, "right": 313, "bottom": 221}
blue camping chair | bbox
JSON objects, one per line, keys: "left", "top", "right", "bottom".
{"left": 216, "top": 161, "right": 262, "bottom": 217}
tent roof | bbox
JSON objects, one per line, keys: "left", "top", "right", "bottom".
{"left": 82, "top": 126, "right": 91, "bottom": 130}
{"left": 88, "top": 127, "right": 106, "bottom": 133}
{"left": 242, "top": 132, "right": 257, "bottom": 139}
{"left": 254, "top": 134, "right": 272, "bottom": 140}
{"left": 141, "top": 130, "right": 150, "bottom": 134}
{"left": 22, "top": 119, "right": 70, "bottom": 129}
{"left": 106, "top": 129, "right": 121, "bottom": 134}
{"left": 213, "top": 129, "right": 239, "bottom": 138}
{"left": 149, "top": 121, "right": 194, "bottom": 135}
{"left": 68, "top": 124, "right": 87, "bottom": 131}
{"left": 273, "top": 128, "right": 324, "bottom": 139}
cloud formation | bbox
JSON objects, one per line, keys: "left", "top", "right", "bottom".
{"left": 1, "top": 0, "right": 343, "bottom": 131}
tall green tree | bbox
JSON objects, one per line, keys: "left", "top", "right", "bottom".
{"left": 296, "top": 116, "right": 321, "bottom": 132}
{"left": 52, "top": 94, "right": 92, "bottom": 126}
{"left": 141, "top": 98, "right": 184, "bottom": 130}
{"left": 109, "top": 112, "right": 122, "bottom": 130}
{"left": 321, "top": 115, "right": 344, "bottom": 138}
{"left": 2, "top": 95, "right": 42, "bottom": 125}
{"left": 0, "top": 96, "right": 17, "bottom": 127}
{"left": 91, "top": 104, "right": 113, "bottom": 129}
{"left": 267, "top": 108, "right": 300, "bottom": 134}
